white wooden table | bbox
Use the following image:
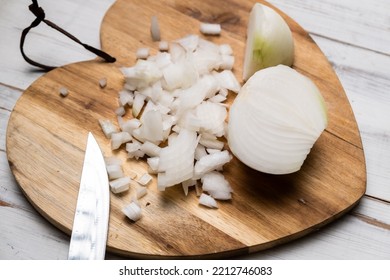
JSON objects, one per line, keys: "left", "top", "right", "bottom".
{"left": 1, "top": 0, "right": 389, "bottom": 260}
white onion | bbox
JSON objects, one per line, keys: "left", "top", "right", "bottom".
{"left": 200, "top": 23, "right": 221, "bottom": 35}
{"left": 136, "top": 186, "right": 148, "bottom": 199}
{"left": 242, "top": 3, "right": 294, "bottom": 81}
{"left": 137, "top": 173, "right": 153, "bottom": 186}
{"left": 140, "top": 141, "right": 161, "bottom": 157}
{"left": 106, "top": 164, "right": 124, "bottom": 180}
{"left": 99, "top": 78, "right": 107, "bottom": 88}
{"left": 194, "top": 150, "right": 232, "bottom": 178}
{"left": 109, "top": 176, "right": 131, "bottom": 194}
{"left": 182, "top": 179, "right": 197, "bottom": 196}
{"left": 228, "top": 65, "right": 328, "bottom": 174}
{"left": 136, "top": 47, "right": 150, "bottom": 59}
{"left": 199, "top": 193, "right": 218, "bottom": 208}
{"left": 99, "top": 119, "right": 118, "bottom": 139}
{"left": 122, "top": 201, "right": 142, "bottom": 221}
{"left": 159, "top": 41, "right": 169, "bottom": 51}
{"left": 201, "top": 171, "right": 232, "bottom": 200}
{"left": 112, "top": 34, "right": 239, "bottom": 208}
{"left": 119, "top": 90, "right": 134, "bottom": 106}
{"left": 111, "top": 131, "right": 132, "bottom": 150}
{"left": 157, "top": 129, "right": 198, "bottom": 190}
{"left": 59, "top": 86, "right": 69, "bottom": 97}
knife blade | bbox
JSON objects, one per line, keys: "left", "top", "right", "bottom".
{"left": 68, "top": 132, "right": 110, "bottom": 260}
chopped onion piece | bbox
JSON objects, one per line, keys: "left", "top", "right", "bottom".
{"left": 147, "top": 156, "right": 159, "bottom": 173}
{"left": 132, "top": 92, "right": 146, "bottom": 117}
{"left": 111, "top": 131, "right": 132, "bottom": 150}
{"left": 109, "top": 176, "right": 131, "bottom": 194}
{"left": 99, "top": 119, "right": 118, "bottom": 139}
{"left": 150, "top": 15, "right": 161, "bottom": 41}
{"left": 201, "top": 171, "right": 232, "bottom": 200}
{"left": 99, "top": 78, "right": 107, "bottom": 88}
{"left": 136, "top": 186, "right": 148, "bottom": 199}
{"left": 135, "top": 110, "right": 164, "bottom": 144}
{"left": 199, "top": 193, "right": 218, "bottom": 208}
{"left": 219, "top": 44, "right": 233, "bottom": 55}
{"left": 195, "top": 144, "right": 208, "bottom": 161}
{"left": 106, "top": 164, "right": 124, "bottom": 180}
{"left": 59, "top": 86, "right": 69, "bottom": 97}
{"left": 194, "top": 150, "right": 232, "bottom": 178}
{"left": 140, "top": 141, "right": 161, "bottom": 157}
{"left": 136, "top": 47, "right": 150, "bottom": 59}
{"left": 176, "top": 34, "right": 199, "bottom": 52}
{"left": 200, "top": 23, "right": 221, "bottom": 35}
{"left": 159, "top": 41, "right": 169, "bottom": 51}
{"left": 120, "top": 118, "right": 141, "bottom": 134}
{"left": 157, "top": 129, "right": 198, "bottom": 190}
{"left": 115, "top": 106, "right": 126, "bottom": 116}
{"left": 119, "top": 90, "right": 134, "bottom": 106}
{"left": 213, "top": 70, "right": 241, "bottom": 93}
{"left": 137, "top": 173, "right": 153, "bottom": 186}
{"left": 182, "top": 179, "right": 197, "bottom": 196}
{"left": 219, "top": 55, "right": 235, "bottom": 70}
{"left": 122, "top": 201, "right": 142, "bottom": 221}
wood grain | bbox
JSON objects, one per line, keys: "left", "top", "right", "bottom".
{"left": 6, "top": 0, "right": 366, "bottom": 258}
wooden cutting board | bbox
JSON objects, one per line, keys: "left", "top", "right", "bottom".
{"left": 6, "top": 0, "right": 366, "bottom": 258}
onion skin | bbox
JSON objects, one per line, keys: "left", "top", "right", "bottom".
{"left": 228, "top": 65, "right": 328, "bottom": 175}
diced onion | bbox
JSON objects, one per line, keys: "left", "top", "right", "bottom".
{"left": 136, "top": 47, "right": 150, "bottom": 59}
{"left": 109, "top": 33, "right": 240, "bottom": 211}
{"left": 106, "top": 164, "right": 124, "bottom": 180}
{"left": 59, "top": 87, "right": 69, "bottom": 97}
{"left": 99, "top": 119, "right": 118, "bottom": 139}
{"left": 109, "top": 176, "right": 131, "bottom": 194}
{"left": 122, "top": 201, "right": 142, "bottom": 221}
{"left": 99, "top": 78, "right": 107, "bottom": 88}
{"left": 150, "top": 15, "right": 161, "bottom": 41}
{"left": 200, "top": 23, "right": 221, "bottom": 35}
{"left": 199, "top": 193, "right": 218, "bottom": 208}
{"left": 137, "top": 173, "right": 153, "bottom": 186}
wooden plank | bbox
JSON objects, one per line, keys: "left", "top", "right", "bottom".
{"left": 246, "top": 209, "right": 390, "bottom": 259}
{"left": 0, "top": 206, "right": 69, "bottom": 260}
{"left": 268, "top": 0, "right": 390, "bottom": 54}
{"left": 310, "top": 36, "right": 390, "bottom": 201}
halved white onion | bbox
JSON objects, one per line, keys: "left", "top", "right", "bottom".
{"left": 228, "top": 65, "right": 328, "bottom": 174}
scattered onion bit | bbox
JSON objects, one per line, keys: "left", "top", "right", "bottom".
{"left": 136, "top": 47, "right": 150, "bottom": 59}
{"left": 159, "top": 41, "right": 169, "bottom": 51}
{"left": 59, "top": 86, "right": 69, "bottom": 97}
{"left": 150, "top": 15, "right": 161, "bottom": 41}
{"left": 109, "top": 176, "right": 131, "bottom": 194}
{"left": 199, "top": 193, "right": 218, "bottom": 208}
{"left": 200, "top": 23, "right": 221, "bottom": 35}
{"left": 99, "top": 78, "right": 107, "bottom": 88}
{"left": 137, "top": 173, "right": 153, "bottom": 186}
{"left": 122, "top": 201, "right": 142, "bottom": 221}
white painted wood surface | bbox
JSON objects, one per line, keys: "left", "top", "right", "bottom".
{"left": 1, "top": 0, "right": 389, "bottom": 259}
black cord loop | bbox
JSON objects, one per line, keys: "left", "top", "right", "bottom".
{"left": 20, "top": 0, "right": 116, "bottom": 71}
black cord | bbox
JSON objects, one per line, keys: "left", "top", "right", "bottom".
{"left": 20, "top": 0, "right": 116, "bottom": 71}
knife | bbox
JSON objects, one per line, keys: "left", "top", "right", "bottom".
{"left": 68, "top": 132, "right": 110, "bottom": 260}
